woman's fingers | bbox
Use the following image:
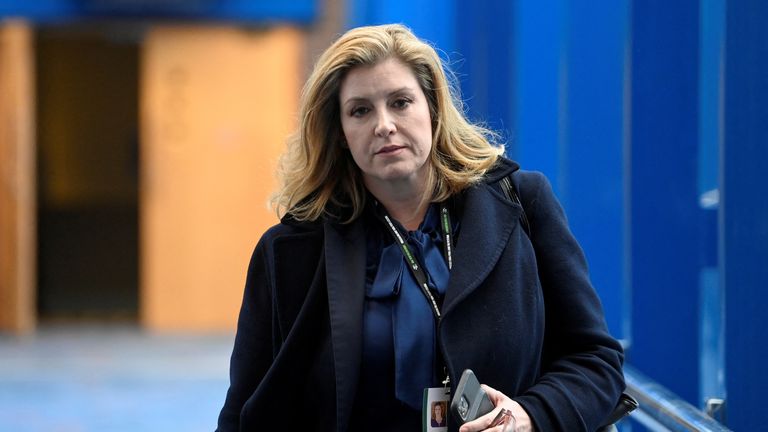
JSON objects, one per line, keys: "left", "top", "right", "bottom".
{"left": 481, "top": 386, "right": 535, "bottom": 432}
{"left": 458, "top": 385, "right": 530, "bottom": 432}
{"left": 458, "top": 406, "right": 505, "bottom": 432}
{"left": 458, "top": 385, "right": 514, "bottom": 432}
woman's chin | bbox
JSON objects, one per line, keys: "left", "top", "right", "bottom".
{"left": 365, "top": 164, "right": 428, "bottom": 187}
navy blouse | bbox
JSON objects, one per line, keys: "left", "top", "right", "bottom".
{"left": 350, "top": 201, "right": 458, "bottom": 428}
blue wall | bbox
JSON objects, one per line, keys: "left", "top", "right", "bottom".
{"left": 560, "top": 0, "right": 629, "bottom": 343}
{"left": 455, "top": 0, "right": 515, "bottom": 143}
{"left": 722, "top": 0, "right": 768, "bottom": 429}
{"left": 629, "top": 0, "right": 702, "bottom": 405}
{"left": 348, "top": 0, "right": 457, "bottom": 57}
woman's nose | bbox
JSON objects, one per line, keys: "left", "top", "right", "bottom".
{"left": 374, "top": 111, "right": 396, "bottom": 137}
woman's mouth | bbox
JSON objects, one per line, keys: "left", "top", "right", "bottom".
{"left": 376, "top": 145, "right": 405, "bottom": 155}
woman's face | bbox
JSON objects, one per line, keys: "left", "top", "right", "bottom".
{"left": 434, "top": 404, "right": 443, "bottom": 417}
{"left": 339, "top": 58, "right": 433, "bottom": 192}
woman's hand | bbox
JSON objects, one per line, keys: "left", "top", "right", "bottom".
{"left": 458, "top": 385, "right": 535, "bottom": 432}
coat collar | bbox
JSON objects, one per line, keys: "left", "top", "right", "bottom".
{"left": 486, "top": 156, "right": 520, "bottom": 182}
{"left": 323, "top": 218, "right": 366, "bottom": 432}
{"left": 441, "top": 157, "right": 522, "bottom": 317}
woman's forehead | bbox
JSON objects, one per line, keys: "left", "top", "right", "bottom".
{"left": 339, "top": 58, "right": 421, "bottom": 102}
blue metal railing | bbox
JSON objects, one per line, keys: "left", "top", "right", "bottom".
{"left": 624, "top": 365, "right": 731, "bottom": 431}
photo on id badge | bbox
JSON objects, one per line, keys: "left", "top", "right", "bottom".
{"left": 424, "top": 387, "right": 450, "bottom": 431}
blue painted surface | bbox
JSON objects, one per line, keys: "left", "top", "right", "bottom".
{"left": 346, "top": 0, "right": 457, "bottom": 57}
{"left": 722, "top": 0, "right": 768, "bottom": 429}
{"left": 561, "top": 0, "right": 629, "bottom": 339}
{"left": 453, "top": 0, "right": 515, "bottom": 145}
{"left": 0, "top": 326, "right": 233, "bottom": 432}
{"left": 0, "top": 0, "right": 317, "bottom": 23}
{"left": 629, "top": 0, "right": 701, "bottom": 405}
{"left": 513, "top": 0, "right": 565, "bottom": 188}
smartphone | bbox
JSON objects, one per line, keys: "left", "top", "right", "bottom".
{"left": 450, "top": 369, "right": 496, "bottom": 425}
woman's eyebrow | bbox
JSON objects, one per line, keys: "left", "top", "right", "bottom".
{"left": 387, "top": 86, "right": 416, "bottom": 97}
{"left": 342, "top": 86, "right": 416, "bottom": 107}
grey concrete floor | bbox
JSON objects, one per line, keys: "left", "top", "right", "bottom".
{"left": 0, "top": 325, "right": 234, "bottom": 432}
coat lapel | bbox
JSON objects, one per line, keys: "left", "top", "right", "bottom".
{"left": 441, "top": 183, "right": 523, "bottom": 318}
{"left": 324, "top": 218, "right": 366, "bottom": 431}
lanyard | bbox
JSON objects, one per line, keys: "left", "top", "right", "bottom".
{"left": 381, "top": 204, "right": 453, "bottom": 320}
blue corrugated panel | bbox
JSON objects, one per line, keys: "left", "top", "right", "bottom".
{"left": 629, "top": 0, "right": 702, "bottom": 406}
{"left": 513, "top": 0, "right": 565, "bottom": 187}
{"left": 722, "top": 0, "right": 768, "bottom": 429}
{"left": 454, "top": 0, "right": 515, "bottom": 146}
{"left": 562, "top": 0, "right": 629, "bottom": 341}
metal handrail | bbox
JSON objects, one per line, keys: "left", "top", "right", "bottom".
{"left": 624, "top": 365, "right": 732, "bottom": 431}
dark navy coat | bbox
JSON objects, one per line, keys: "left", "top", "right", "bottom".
{"left": 217, "top": 159, "right": 625, "bottom": 431}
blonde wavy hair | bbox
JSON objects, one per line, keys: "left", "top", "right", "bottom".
{"left": 272, "top": 23, "right": 504, "bottom": 223}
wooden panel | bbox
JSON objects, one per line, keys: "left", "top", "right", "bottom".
{"left": 141, "top": 26, "right": 302, "bottom": 330}
{"left": 0, "top": 21, "right": 36, "bottom": 333}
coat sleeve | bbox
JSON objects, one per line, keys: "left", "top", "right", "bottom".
{"left": 513, "top": 171, "right": 626, "bottom": 431}
{"left": 216, "top": 237, "right": 276, "bottom": 431}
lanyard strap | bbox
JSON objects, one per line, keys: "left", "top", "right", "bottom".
{"left": 440, "top": 206, "right": 453, "bottom": 270}
{"left": 381, "top": 204, "right": 453, "bottom": 320}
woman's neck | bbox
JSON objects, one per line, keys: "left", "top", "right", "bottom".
{"left": 366, "top": 178, "right": 430, "bottom": 231}
{"left": 384, "top": 198, "right": 429, "bottom": 231}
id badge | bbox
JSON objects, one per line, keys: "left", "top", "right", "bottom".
{"left": 423, "top": 387, "right": 450, "bottom": 431}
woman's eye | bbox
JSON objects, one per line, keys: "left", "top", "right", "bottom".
{"left": 392, "top": 98, "right": 412, "bottom": 109}
{"left": 351, "top": 107, "right": 370, "bottom": 117}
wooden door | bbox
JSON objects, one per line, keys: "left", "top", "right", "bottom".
{"left": 141, "top": 25, "right": 302, "bottom": 330}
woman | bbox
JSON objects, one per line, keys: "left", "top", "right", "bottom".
{"left": 217, "top": 24, "right": 625, "bottom": 431}
{"left": 432, "top": 401, "right": 447, "bottom": 427}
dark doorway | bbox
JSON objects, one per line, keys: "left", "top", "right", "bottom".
{"left": 35, "top": 25, "right": 141, "bottom": 321}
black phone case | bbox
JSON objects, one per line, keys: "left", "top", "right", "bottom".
{"left": 450, "top": 369, "right": 496, "bottom": 425}
{"left": 599, "top": 392, "right": 639, "bottom": 427}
